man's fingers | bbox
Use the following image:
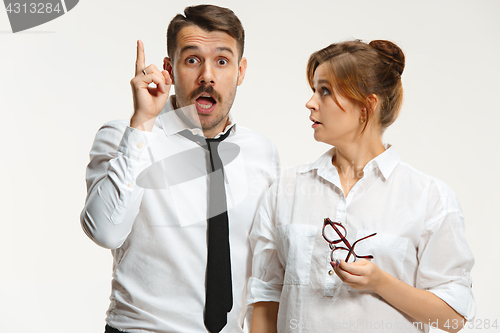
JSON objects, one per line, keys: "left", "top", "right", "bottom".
{"left": 143, "top": 64, "right": 163, "bottom": 77}
{"left": 133, "top": 65, "right": 168, "bottom": 92}
{"left": 141, "top": 72, "right": 168, "bottom": 94}
{"left": 135, "top": 40, "right": 146, "bottom": 76}
{"left": 131, "top": 46, "right": 170, "bottom": 99}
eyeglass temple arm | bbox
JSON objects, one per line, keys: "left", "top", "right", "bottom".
{"left": 345, "top": 233, "right": 377, "bottom": 262}
{"left": 355, "top": 232, "right": 377, "bottom": 243}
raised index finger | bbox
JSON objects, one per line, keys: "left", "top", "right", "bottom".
{"left": 135, "top": 40, "right": 146, "bottom": 76}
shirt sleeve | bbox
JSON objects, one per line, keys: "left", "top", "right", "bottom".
{"left": 271, "top": 143, "right": 281, "bottom": 184}
{"left": 416, "top": 179, "right": 475, "bottom": 320}
{"left": 247, "top": 181, "right": 284, "bottom": 305}
{"left": 80, "top": 120, "right": 152, "bottom": 249}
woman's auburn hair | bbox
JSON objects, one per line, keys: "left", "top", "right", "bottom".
{"left": 307, "top": 40, "right": 405, "bottom": 131}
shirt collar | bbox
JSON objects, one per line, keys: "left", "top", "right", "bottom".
{"left": 298, "top": 144, "right": 400, "bottom": 181}
{"left": 367, "top": 144, "right": 400, "bottom": 180}
{"left": 298, "top": 149, "right": 335, "bottom": 174}
{"left": 157, "top": 95, "right": 236, "bottom": 138}
{"left": 298, "top": 149, "right": 340, "bottom": 187}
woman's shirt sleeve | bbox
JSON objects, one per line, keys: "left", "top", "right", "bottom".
{"left": 247, "top": 181, "right": 284, "bottom": 305}
{"left": 416, "top": 178, "right": 475, "bottom": 320}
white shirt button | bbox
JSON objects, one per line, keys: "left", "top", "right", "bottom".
{"left": 127, "top": 182, "right": 133, "bottom": 187}
{"left": 192, "top": 129, "right": 200, "bottom": 136}
{"left": 137, "top": 142, "right": 144, "bottom": 149}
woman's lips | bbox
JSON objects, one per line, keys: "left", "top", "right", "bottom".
{"left": 310, "top": 116, "right": 322, "bottom": 128}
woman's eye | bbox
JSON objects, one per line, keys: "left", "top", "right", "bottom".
{"left": 218, "top": 59, "right": 228, "bottom": 66}
{"left": 321, "top": 87, "right": 330, "bottom": 96}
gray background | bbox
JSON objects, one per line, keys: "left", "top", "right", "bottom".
{"left": 1, "top": 0, "right": 498, "bottom": 332}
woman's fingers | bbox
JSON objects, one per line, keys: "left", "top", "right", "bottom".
{"left": 334, "top": 260, "right": 367, "bottom": 283}
{"left": 334, "top": 260, "right": 384, "bottom": 292}
{"left": 339, "top": 260, "right": 368, "bottom": 275}
{"left": 333, "top": 260, "right": 353, "bottom": 280}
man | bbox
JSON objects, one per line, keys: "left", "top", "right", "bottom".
{"left": 81, "top": 5, "right": 279, "bottom": 333}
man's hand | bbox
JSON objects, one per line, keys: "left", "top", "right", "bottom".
{"left": 130, "top": 40, "right": 172, "bottom": 131}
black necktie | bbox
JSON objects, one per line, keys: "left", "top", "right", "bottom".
{"left": 180, "top": 129, "right": 233, "bottom": 333}
{"left": 205, "top": 129, "right": 232, "bottom": 333}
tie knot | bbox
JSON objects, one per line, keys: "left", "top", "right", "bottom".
{"left": 206, "top": 129, "right": 231, "bottom": 143}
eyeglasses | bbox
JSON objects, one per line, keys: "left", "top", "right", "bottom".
{"left": 322, "top": 218, "right": 377, "bottom": 268}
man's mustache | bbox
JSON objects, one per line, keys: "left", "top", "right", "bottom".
{"left": 188, "top": 85, "right": 222, "bottom": 103}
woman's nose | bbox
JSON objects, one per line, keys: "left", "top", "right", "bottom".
{"left": 306, "top": 94, "right": 317, "bottom": 111}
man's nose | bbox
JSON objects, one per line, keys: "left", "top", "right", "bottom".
{"left": 198, "top": 63, "right": 215, "bottom": 86}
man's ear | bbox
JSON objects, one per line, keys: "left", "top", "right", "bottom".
{"left": 163, "top": 57, "right": 174, "bottom": 83}
{"left": 237, "top": 57, "right": 247, "bottom": 86}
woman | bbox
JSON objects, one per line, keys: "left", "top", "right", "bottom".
{"left": 247, "top": 40, "right": 474, "bottom": 333}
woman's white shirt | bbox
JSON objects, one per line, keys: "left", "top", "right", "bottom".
{"left": 247, "top": 146, "right": 475, "bottom": 333}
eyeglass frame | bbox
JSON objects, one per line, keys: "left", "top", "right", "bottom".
{"left": 322, "top": 217, "right": 377, "bottom": 266}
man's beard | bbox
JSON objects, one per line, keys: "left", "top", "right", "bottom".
{"left": 175, "top": 82, "right": 238, "bottom": 132}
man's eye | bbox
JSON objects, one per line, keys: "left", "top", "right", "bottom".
{"left": 186, "top": 57, "right": 198, "bottom": 65}
{"left": 217, "top": 59, "right": 228, "bottom": 66}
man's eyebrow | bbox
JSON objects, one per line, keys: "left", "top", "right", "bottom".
{"left": 179, "top": 45, "right": 199, "bottom": 54}
{"left": 216, "top": 47, "right": 234, "bottom": 55}
{"left": 179, "top": 45, "right": 235, "bottom": 56}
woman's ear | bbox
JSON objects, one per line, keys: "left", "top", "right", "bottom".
{"left": 366, "top": 94, "right": 379, "bottom": 113}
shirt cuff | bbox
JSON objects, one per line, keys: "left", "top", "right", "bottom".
{"left": 428, "top": 282, "right": 476, "bottom": 320}
{"left": 246, "top": 277, "right": 282, "bottom": 306}
{"left": 108, "top": 127, "right": 152, "bottom": 224}
{"left": 117, "top": 126, "right": 150, "bottom": 160}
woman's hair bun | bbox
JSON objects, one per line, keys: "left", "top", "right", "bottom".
{"left": 369, "top": 40, "right": 405, "bottom": 75}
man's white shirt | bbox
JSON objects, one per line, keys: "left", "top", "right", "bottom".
{"left": 81, "top": 97, "right": 279, "bottom": 332}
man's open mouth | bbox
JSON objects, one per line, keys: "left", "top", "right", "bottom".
{"left": 196, "top": 93, "right": 217, "bottom": 110}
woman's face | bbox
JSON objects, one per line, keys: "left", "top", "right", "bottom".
{"left": 306, "top": 64, "right": 364, "bottom": 146}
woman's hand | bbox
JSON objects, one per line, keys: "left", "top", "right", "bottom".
{"left": 333, "top": 259, "right": 465, "bottom": 333}
{"left": 332, "top": 259, "right": 389, "bottom": 293}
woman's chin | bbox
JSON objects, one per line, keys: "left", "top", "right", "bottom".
{"left": 313, "top": 132, "right": 328, "bottom": 145}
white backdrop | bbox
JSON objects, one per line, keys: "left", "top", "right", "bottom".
{"left": 1, "top": 0, "right": 499, "bottom": 332}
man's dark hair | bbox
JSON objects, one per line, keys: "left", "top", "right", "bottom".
{"left": 167, "top": 5, "right": 245, "bottom": 63}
